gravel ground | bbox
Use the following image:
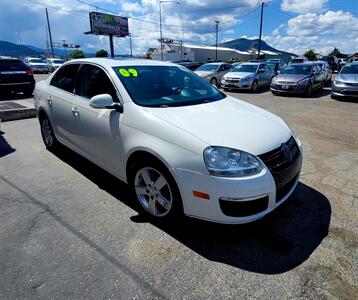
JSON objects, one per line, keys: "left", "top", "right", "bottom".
{"left": 0, "top": 77, "right": 357, "bottom": 299}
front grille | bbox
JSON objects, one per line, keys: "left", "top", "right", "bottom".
{"left": 225, "top": 78, "right": 240, "bottom": 83}
{"left": 342, "top": 90, "right": 358, "bottom": 95}
{"left": 277, "top": 81, "right": 295, "bottom": 85}
{"left": 219, "top": 196, "right": 269, "bottom": 217}
{"left": 345, "top": 82, "right": 358, "bottom": 86}
{"left": 259, "top": 136, "right": 302, "bottom": 201}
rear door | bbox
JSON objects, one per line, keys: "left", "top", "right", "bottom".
{"left": 47, "top": 63, "right": 80, "bottom": 144}
{"left": 70, "top": 63, "right": 124, "bottom": 176}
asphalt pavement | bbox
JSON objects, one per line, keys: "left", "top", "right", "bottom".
{"left": 0, "top": 74, "right": 357, "bottom": 299}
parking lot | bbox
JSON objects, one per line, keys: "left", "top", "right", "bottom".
{"left": 0, "top": 74, "right": 357, "bottom": 298}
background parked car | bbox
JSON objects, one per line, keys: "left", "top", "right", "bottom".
{"left": 24, "top": 57, "right": 49, "bottom": 73}
{"left": 0, "top": 56, "right": 35, "bottom": 96}
{"left": 221, "top": 62, "right": 275, "bottom": 92}
{"left": 47, "top": 58, "right": 65, "bottom": 72}
{"left": 338, "top": 58, "right": 346, "bottom": 68}
{"left": 175, "top": 61, "right": 203, "bottom": 71}
{"left": 315, "top": 60, "right": 333, "bottom": 85}
{"left": 331, "top": 62, "right": 358, "bottom": 99}
{"left": 321, "top": 55, "right": 340, "bottom": 72}
{"left": 194, "top": 62, "right": 232, "bottom": 86}
{"left": 271, "top": 62, "right": 325, "bottom": 96}
{"left": 290, "top": 56, "right": 308, "bottom": 64}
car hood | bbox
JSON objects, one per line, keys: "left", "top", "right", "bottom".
{"left": 224, "top": 71, "right": 255, "bottom": 79}
{"left": 337, "top": 74, "right": 358, "bottom": 83}
{"left": 146, "top": 96, "right": 292, "bottom": 155}
{"left": 275, "top": 74, "right": 309, "bottom": 82}
{"left": 194, "top": 70, "right": 214, "bottom": 77}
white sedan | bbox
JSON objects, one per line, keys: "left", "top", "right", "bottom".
{"left": 34, "top": 58, "right": 302, "bottom": 224}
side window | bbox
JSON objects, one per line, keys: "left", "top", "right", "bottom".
{"left": 50, "top": 64, "right": 80, "bottom": 93}
{"left": 259, "top": 64, "right": 265, "bottom": 71}
{"left": 224, "top": 64, "right": 232, "bottom": 70}
{"left": 75, "top": 64, "right": 118, "bottom": 101}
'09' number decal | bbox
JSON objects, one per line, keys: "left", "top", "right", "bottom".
{"left": 118, "top": 68, "right": 138, "bottom": 77}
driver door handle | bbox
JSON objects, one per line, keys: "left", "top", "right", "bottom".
{"left": 71, "top": 106, "right": 79, "bottom": 116}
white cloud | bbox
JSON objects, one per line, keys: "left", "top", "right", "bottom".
{"left": 121, "top": 2, "right": 143, "bottom": 13}
{"left": 281, "top": 0, "right": 327, "bottom": 14}
{"left": 287, "top": 10, "right": 358, "bottom": 36}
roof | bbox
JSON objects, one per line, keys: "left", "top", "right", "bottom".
{"left": 0, "top": 56, "right": 19, "bottom": 60}
{"left": 241, "top": 62, "right": 262, "bottom": 65}
{"left": 290, "top": 62, "right": 317, "bottom": 65}
{"left": 66, "top": 58, "right": 180, "bottom": 67}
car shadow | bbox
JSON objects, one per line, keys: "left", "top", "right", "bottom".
{"left": 51, "top": 144, "right": 331, "bottom": 275}
{"left": 0, "top": 130, "right": 16, "bottom": 158}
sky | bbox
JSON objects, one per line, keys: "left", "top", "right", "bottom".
{"left": 0, "top": 0, "right": 357, "bottom": 56}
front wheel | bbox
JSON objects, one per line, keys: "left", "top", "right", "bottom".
{"left": 251, "top": 80, "right": 258, "bottom": 92}
{"left": 210, "top": 77, "right": 218, "bottom": 87}
{"left": 129, "top": 160, "right": 183, "bottom": 220}
{"left": 40, "top": 115, "right": 59, "bottom": 150}
{"left": 306, "top": 84, "right": 312, "bottom": 97}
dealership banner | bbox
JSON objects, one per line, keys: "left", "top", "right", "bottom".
{"left": 89, "top": 12, "right": 129, "bottom": 37}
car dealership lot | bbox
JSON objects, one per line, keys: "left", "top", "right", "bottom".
{"left": 0, "top": 75, "right": 357, "bottom": 298}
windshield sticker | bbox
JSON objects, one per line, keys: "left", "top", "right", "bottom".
{"left": 118, "top": 68, "right": 138, "bottom": 77}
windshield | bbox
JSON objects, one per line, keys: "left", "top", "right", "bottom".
{"left": 52, "top": 59, "right": 64, "bottom": 64}
{"left": 281, "top": 65, "right": 312, "bottom": 75}
{"left": 340, "top": 64, "right": 358, "bottom": 74}
{"left": 113, "top": 65, "right": 226, "bottom": 107}
{"left": 196, "top": 64, "right": 218, "bottom": 72}
{"left": 232, "top": 64, "right": 258, "bottom": 73}
{"left": 29, "top": 59, "right": 43, "bottom": 63}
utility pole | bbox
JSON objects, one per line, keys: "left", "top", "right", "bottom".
{"left": 159, "top": 1, "right": 163, "bottom": 61}
{"left": 257, "top": 2, "right": 264, "bottom": 60}
{"left": 129, "top": 33, "right": 133, "bottom": 58}
{"left": 45, "top": 26, "right": 50, "bottom": 56}
{"left": 45, "top": 8, "right": 54, "bottom": 58}
{"left": 215, "top": 20, "right": 220, "bottom": 61}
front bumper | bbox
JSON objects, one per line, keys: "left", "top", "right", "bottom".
{"left": 270, "top": 83, "right": 308, "bottom": 94}
{"left": 172, "top": 138, "right": 303, "bottom": 224}
{"left": 331, "top": 82, "right": 358, "bottom": 98}
{"left": 221, "top": 79, "right": 252, "bottom": 90}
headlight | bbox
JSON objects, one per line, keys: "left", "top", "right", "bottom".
{"left": 272, "top": 76, "right": 278, "bottom": 83}
{"left": 203, "top": 146, "right": 262, "bottom": 177}
{"left": 241, "top": 76, "right": 254, "bottom": 82}
{"left": 297, "top": 78, "right": 310, "bottom": 85}
{"left": 334, "top": 80, "right": 344, "bottom": 85}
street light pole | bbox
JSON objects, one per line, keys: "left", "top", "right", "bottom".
{"left": 257, "top": 2, "right": 264, "bottom": 60}
{"left": 215, "top": 20, "right": 220, "bottom": 61}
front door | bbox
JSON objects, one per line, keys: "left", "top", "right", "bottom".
{"left": 70, "top": 63, "right": 125, "bottom": 177}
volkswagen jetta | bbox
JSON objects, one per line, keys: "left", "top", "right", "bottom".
{"left": 34, "top": 58, "right": 302, "bottom": 224}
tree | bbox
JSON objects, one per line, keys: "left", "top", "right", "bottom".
{"left": 95, "top": 49, "right": 108, "bottom": 57}
{"left": 304, "top": 49, "right": 316, "bottom": 61}
{"left": 69, "top": 50, "right": 85, "bottom": 59}
{"left": 330, "top": 47, "right": 343, "bottom": 58}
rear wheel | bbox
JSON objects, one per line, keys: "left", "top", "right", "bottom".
{"left": 129, "top": 159, "right": 183, "bottom": 220}
{"left": 40, "top": 115, "right": 59, "bottom": 150}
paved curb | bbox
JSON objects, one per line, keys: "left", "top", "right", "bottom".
{"left": 0, "top": 108, "right": 36, "bottom": 122}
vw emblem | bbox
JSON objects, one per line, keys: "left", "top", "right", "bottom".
{"left": 281, "top": 143, "right": 293, "bottom": 162}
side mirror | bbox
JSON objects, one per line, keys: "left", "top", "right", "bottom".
{"left": 89, "top": 94, "right": 123, "bottom": 113}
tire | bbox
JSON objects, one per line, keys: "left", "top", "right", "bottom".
{"left": 251, "top": 80, "right": 258, "bottom": 92}
{"left": 210, "top": 77, "right": 218, "bottom": 87}
{"left": 128, "top": 158, "right": 183, "bottom": 220}
{"left": 271, "top": 90, "right": 278, "bottom": 96}
{"left": 40, "top": 114, "right": 59, "bottom": 150}
{"left": 321, "top": 81, "right": 326, "bottom": 89}
{"left": 306, "top": 84, "right": 312, "bottom": 97}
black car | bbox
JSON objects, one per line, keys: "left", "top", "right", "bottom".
{"left": 0, "top": 57, "right": 35, "bottom": 96}
{"left": 270, "top": 62, "right": 325, "bottom": 96}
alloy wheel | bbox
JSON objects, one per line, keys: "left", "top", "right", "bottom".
{"left": 134, "top": 167, "right": 173, "bottom": 217}
{"left": 41, "top": 118, "right": 54, "bottom": 147}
